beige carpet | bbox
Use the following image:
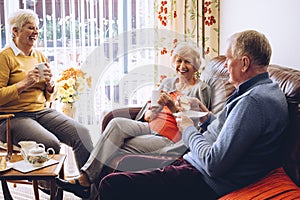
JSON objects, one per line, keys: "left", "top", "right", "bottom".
{"left": 0, "top": 182, "right": 81, "bottom": 200}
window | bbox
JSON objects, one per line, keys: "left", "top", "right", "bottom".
{"left": 0, "top": 0, "right": 168, "bottom": 135}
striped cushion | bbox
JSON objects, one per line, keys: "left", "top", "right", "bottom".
{"left": 219, "top": 167, "right": 300, "bottom": 200}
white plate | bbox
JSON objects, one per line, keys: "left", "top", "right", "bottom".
{"left": 173, "top": 110, "right": 208, "bottom": 118}
{"left": 12, "top": 159, "right": 58, "bottom": 173}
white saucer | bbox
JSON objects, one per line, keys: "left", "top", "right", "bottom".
{"left": 173, "top": 110, "right": 208, "bottom": 118}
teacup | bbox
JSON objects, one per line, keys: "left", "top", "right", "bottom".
{"left": 34, "top": 62, "right": 47, "bottom": 81}
{"left": 151, "top": 90, "right": 162, "bottom": 108}
{"left": 18, "top": 141, "right": 37, "bottom": 160}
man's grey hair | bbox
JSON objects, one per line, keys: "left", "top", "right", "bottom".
{"left": 228, "top": 30, "right": 272, "bottom": 66}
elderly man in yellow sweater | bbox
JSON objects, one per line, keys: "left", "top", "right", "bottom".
{"left": 0, "top": 9, "right": 93, "bottom": 193}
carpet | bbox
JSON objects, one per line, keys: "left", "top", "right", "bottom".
{"left": 0, "top": 182, "right": 81, "bottom": 200}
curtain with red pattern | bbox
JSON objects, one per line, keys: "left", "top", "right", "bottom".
{"left": 154, "top": 0, "right": 220, "bottom": 71}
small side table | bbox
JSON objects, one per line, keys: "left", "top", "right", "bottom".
{"left": 0, "top": 154, "right": 66, "bottom": 200}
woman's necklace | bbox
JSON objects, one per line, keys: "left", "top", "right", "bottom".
{"left": 175, "top": 78, "right": 197, "bottom": 95}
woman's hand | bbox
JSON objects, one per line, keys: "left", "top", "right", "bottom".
{"left": 43, "top": 63, "right": 55, "bottom": 93}
{"left": 16, "top": 62, "right": 54, "bottom": 94}
{"left": 157, "top": 91, "right": 179, "bottom": 113}
{"left": 179, "top": 96, "right": 210, "bottom": 123}
{"left": 43, "top": 63, "right": 53, "bottom": 83}
{"left": 144, "top": 108, "right": 160, "bottom": 122}
{"left": 186, "top": 97, "right": 209, "bottom": 112}
{"left": 16, "top": 68, "right": 40, "bottom": 94}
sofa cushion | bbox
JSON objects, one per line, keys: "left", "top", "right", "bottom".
{"left": 219, "top": 167, "right": 300, "bottom": 200}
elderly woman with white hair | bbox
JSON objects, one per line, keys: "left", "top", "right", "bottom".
{"left": 0, "top": 9, "right": 94, "bottom": 192}
{"left": 56, "top": 42, "right": 211, "bottom": 199}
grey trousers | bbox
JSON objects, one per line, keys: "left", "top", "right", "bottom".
{"left": 81, "top": 117, "right": 176, "bottom": 183}
{"left": 0, "top": 108, "right": 93, "bottom": 169}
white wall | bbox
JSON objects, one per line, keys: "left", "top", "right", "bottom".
{"left": 220, "top": 0, "right": 300, "bottom": 70}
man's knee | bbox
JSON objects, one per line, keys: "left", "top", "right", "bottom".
{"left": 98, "top": 173, "right": 125, "bottom": 199}
{"left": 99, "top": 173, "right": 131, "bottom": 193}
{"left": 44, "top": 140, "right": 61, "bottom": 153}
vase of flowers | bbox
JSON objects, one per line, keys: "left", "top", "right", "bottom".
{"left": 56, "top": 67, "right": 91, "bottom": 117}
{"left": 61, "top": 103, "right": 75, "bottom": 118}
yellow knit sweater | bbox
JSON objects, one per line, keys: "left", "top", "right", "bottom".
{"left": 0, "top": 46, "right": 51, "bottom": 113}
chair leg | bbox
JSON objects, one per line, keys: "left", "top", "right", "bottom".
{"left": 1, "top": 180, "right": 13, "bottom": 200}
{"left": 6, "top": 117, "right": 13, "bottom": 160}
{"left": 32, "top": 180, "right": 40, "bottom": 200}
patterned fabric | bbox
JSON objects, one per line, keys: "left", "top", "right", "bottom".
{"left": 154, "top": 0, "right": 220, "bottom": 69}
{"left": 219, "top": 167, "right": 300, "bottom": 200}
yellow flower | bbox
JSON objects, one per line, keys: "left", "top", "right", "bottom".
{"left": 67, "top": 78, "right": 76, "bottom": 86}
{"left": 56, "top": 67, "right": 91, "bottom": 104}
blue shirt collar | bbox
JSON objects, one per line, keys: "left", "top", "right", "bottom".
{"left": 237, "top": 72, "right": 269, "bottom": 95}
{"left": 227, "top": 72, "right": 269, "bottom": 104}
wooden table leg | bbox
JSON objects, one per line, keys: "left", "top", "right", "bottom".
{"left": 50, "top": 179, "right": 56, "bottom": 200}
{"left": 1, "top": 180, "right": 13, "bottom": 200}
{"left": 32, "top": 180, "right": 40, "bottom": 200}
{"left": 55, "top": 162, "right": 65, "bottom": 200}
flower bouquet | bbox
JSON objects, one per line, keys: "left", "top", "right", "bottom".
{"left": 56, "top": 67, "right": 91, "bottom": 104}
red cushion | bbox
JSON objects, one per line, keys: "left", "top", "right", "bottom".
{"left": 219, "top": 167, "right": 300, "bottom": 200}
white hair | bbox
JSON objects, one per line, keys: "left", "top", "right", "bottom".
{"left": 7, "top": 9, "right": 39, "bottom": 38}
{"left": 170, "top": 42, "right": 204, "bottom": 71}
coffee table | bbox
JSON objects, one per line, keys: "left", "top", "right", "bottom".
{"left": 0, "top": 154, "right": 66, "bottom": 200}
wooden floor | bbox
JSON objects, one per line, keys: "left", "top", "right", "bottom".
{"left": 0, "top": 182, "right": 81, "bottom": 200}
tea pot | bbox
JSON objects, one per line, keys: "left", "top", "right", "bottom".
{"left": 19, "top": 141, "right": 55, "bottom": 167}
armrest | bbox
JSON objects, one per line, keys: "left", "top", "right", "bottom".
{"left": 101, "top": 107, "right": 142, "bottom": 132}
{"left": 0, "top": 114, "right": 15, "bottom": 120}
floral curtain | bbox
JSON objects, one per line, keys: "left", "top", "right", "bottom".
{"left": 154, "top": 0, "right": 220, "bottom": 71}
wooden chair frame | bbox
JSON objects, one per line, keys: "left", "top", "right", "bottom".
{"left": 0, "top": 113, "right": 43, "bottom": 200}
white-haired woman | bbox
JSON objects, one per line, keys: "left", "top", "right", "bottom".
{"left": 56, "top": 42, "right": 212, "bottom": 199}
{"left": 0, "top": 9, "right": 94, "bottom": 192}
